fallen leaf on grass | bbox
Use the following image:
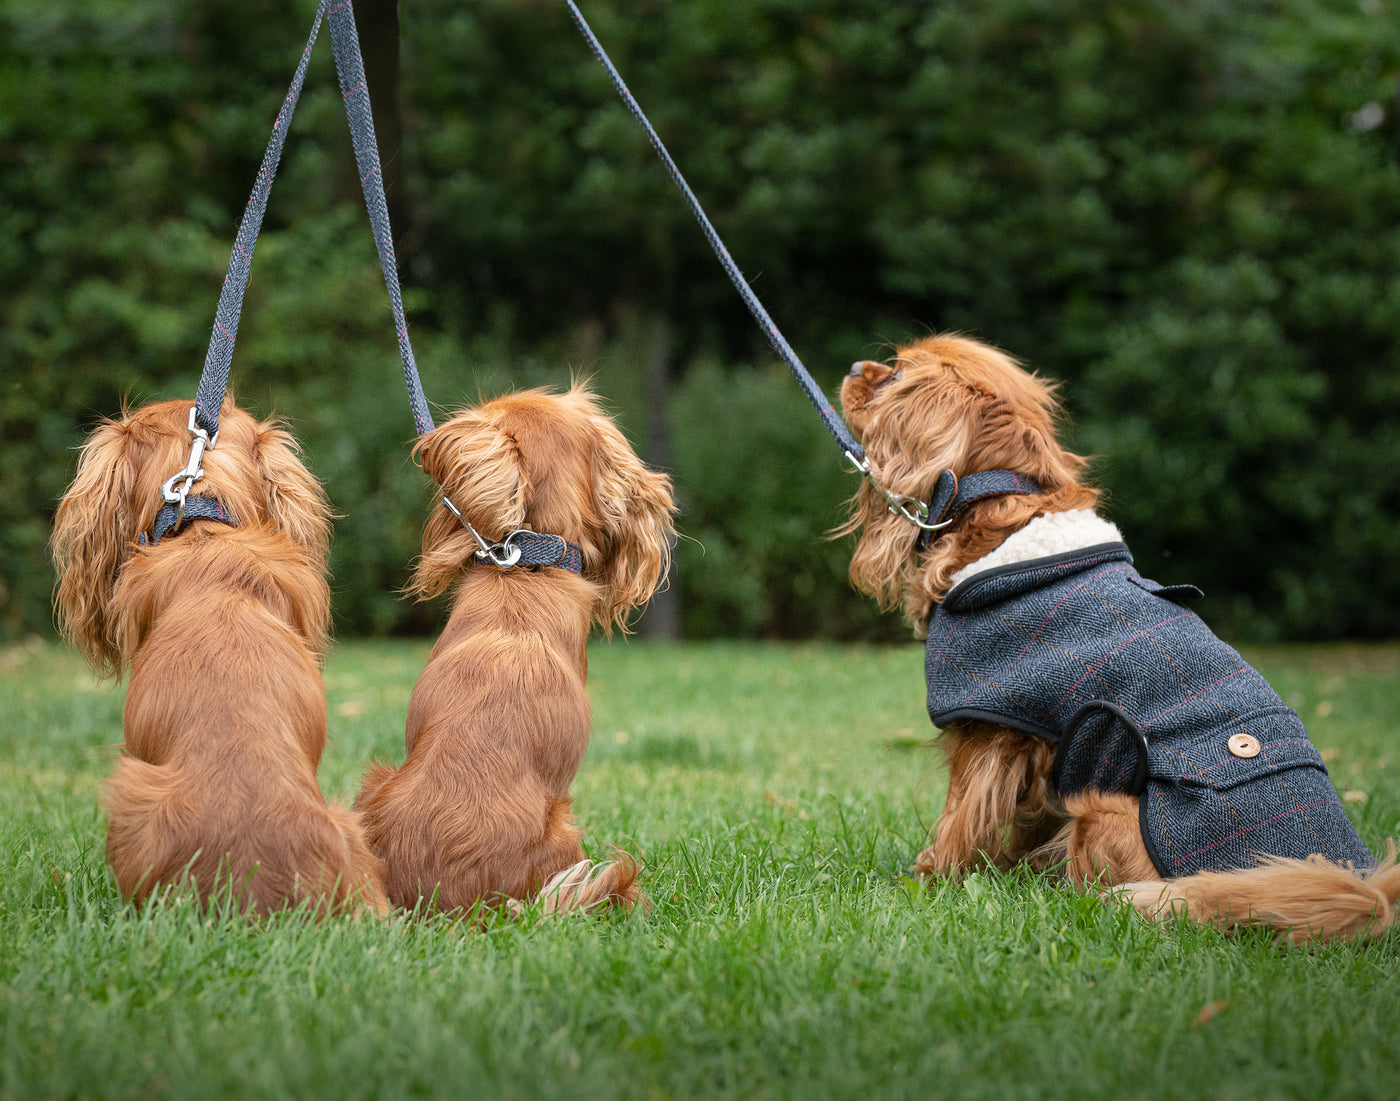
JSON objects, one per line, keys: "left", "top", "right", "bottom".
{"left": 1192, "top": 1000, "right": 1230, "bottom": 1028}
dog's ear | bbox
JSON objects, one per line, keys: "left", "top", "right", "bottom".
{"left": 407, "top": 412, "right": 529, "bottom": 600}
{"left": 246, "top": 420, "right": 332, "bottom": 653}
{"left": 250, "top": 418, "right": 332, "bottom": 563}
{"left": 840, "top": 478, "right": 913, "bottom": 617}
{"left": 838, "top": 395, "right": 972, "bottom": 619}
{"left": 51, "top": 418, "right": 140, "bottom": 676}
{"left": 191, "top": 399, "right": 330, "bottom": 560}
{"left": 584, "top": 408, "right": 676, "bottom": 634}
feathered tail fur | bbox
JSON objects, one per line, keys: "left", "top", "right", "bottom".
{"left": 1121, "top": 843, "right": 1400, "bottom": 945}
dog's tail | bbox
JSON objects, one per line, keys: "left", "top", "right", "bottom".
{"left": 532, "top": 853, "right": 645, "bottom": 916}
{"left": 1120, "top": 842, "right": 1400, "bottom": 945}
{"left": 315, "top": 802, "right": 391, "bottom": 920}
{"left": 105, "top": 758, "right": 387, "bottom": 919}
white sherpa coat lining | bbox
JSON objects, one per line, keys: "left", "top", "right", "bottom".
{"left": 947, "top": 510, "right": 1123, "bottom": 589}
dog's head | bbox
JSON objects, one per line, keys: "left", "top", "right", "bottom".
{"left": 410, "top": 386, "right": 676, "bottom": 633}
{"left": 839, "top": 334, "right": 1098, "bottom": 629}
{"left": 51, "top": 397, "right": 331, "bottom": 675}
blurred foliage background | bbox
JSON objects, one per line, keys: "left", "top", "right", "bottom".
{"left": 2, "top": 0, "right": 1397, "bottom": 643}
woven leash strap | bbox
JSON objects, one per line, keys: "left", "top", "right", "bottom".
{"left": 193, "top": 1, "right": 328, "bottom": 438}
{"left": 563, "top": 1, "right": 865, "bottom": 465}
{"left": 326, "top": 0, "right": 434, "bottom": 435}
{"left": 192, "top": 0, "right": 433, "bottom": 440}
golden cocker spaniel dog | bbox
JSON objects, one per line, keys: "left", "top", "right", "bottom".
{"left": 355, "top": 386, "right": 676, "bottom": 917}
{"left": 840, "top": 334, "right": 1398, "bottom": 943}
{"left": 52, "top": 398, "right": 386, "bottom": 917}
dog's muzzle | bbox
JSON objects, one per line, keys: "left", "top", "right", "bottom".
{"left": 848, "top": 361, "right": 901, "bottom": 391}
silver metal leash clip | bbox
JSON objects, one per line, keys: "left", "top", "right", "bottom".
{"left": 843, "top": 449, "right": 944, "bottom": 532}
{"left": 442, "top": 496, "right": 523, "bottom": 567}
{"left": 477, "top": 530, "right": 525, "bottom": 568}
{"left": 160, "top": 406, "right": 218, "bottom": 509}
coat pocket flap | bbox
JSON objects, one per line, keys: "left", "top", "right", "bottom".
{"left": 1129, "top": 576, "right": 1204, "bottom": 603}
{"left": 1165, "top": 710, "right": 1328, "bottom": 791}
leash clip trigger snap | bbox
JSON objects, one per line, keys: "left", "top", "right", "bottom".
{"left": 848, "top": 450, "right": 944, "bottom": 533}
{"left": 160, "top": 406, "right": 218, "bottom": 508}
{"left": 892, "top": 496, "right": 944, "bottom": 532}
{"left": 443, "top": 496, "right": 524, "bottom": 567}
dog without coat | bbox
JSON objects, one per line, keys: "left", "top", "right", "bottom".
{"left": 355, "top": 386, "right": 675, "bottom": 916}
{"left": 51, "top": 398, "right": 387, "bottom": 917}
{"left": 840, "top": 334, "right": 1399, "bottom": 943}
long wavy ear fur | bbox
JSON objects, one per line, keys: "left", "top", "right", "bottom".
{"left": 578, "top": 392, "right": 676, "bottom": 634}
{"left": 51, "top": 418, "right": 139, "bottom": 676}
{"left": 191, "top": 400, "right": 331, "bottom": 561}
{"left": 253, "top": 422, "right": 332, "bottom": 563}
{"left": 203, "top": 404, "right": 333, "bottom": 653}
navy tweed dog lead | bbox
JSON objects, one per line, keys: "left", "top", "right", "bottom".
{"left": 193, "top": 4, "right": 326, "bottom": 440}
{"left": 322, "top": 7, "right": 577, "bottom": 572}
{"left": 326, "top": 0, "right": 434, "bottom": 436}
{"left": 563, "top": 3, "right": 1011, "bottom": 540}
{"left": 193, "top": 0, "right": 433, "bottom": 441}
{"left": 325, "top": 8, "right": 582, "bottom": 571}
{"left": 160, "top": 1, "right": 445, "bottom": 554}
{"left": 562, "top": 1, "right": 861, "bottom": 464}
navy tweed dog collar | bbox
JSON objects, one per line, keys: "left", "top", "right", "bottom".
{"left": 138, "top": 495, "right": 237, "bottom": 547}
{"left": 470, "top": 529, "right": 584, "bottom": 575}
{"left": 917, "top": 469, "right": 1042, "bottom": 550}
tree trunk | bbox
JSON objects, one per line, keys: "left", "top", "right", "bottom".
{"left": 639, "top": 313, "right": 681, "bottom": 640}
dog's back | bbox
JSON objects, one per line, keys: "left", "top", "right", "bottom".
{"left": 356, "top": 568, "right": 638, "bottom": 915}
{"left": 105, "top": 529, "right": 386, "bottom": 917}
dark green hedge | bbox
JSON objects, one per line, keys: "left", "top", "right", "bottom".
{"left": 2, "top": 0, "right": 1397, "bottom": 642}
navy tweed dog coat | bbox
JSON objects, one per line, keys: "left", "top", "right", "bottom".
{"left": 925, "top": 541, "right": 1373, "bottom": 878}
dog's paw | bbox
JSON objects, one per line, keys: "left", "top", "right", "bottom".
{"left": 911, "top": 844, "right": 967, "bottom": 879}
{"left": 1114, "top": 880, "right": 1184, "bottom": 918}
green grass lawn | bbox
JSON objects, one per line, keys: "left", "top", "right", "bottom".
{"left": 2, "top": 637, "right": 1398, "bottom": 1100}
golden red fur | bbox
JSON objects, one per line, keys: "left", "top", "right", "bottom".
{"left": 51, "top": 398, "right": 386, "bottom": 917}
{"left": 354, "top": 386, "right": 675, "bottom": 917}
{"left": 840, "top": 334, "right": 1399, "bottom": 944}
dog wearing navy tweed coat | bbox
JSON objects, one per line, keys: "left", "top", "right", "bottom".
{"left": 840, "top": 334, "right": 1399, "bottom": 944}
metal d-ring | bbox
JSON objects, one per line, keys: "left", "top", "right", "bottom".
{"left": 477, "top": 532, "right": 523, "bottom": 568}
